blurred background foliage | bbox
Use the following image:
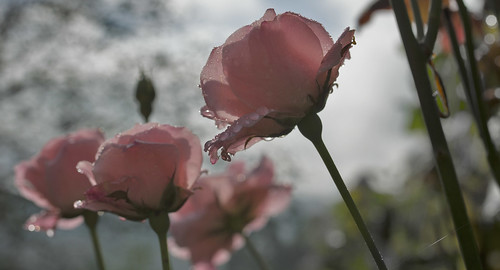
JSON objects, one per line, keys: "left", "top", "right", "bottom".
{"left": 1, "top": 0, "right": 500, "bottom": 269}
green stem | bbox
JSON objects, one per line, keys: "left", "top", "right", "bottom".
{"left": 423, "top": 0, "right": 442, "bottom": 53}
{"left": 454, "top": 0, "right": 500, "bottom": 187}
{"left": 243, "top": 234, "right": 271, "bottom": 270}
{"left": 149, "top": 212, "right": 171, "bottom": 270}
{"left": 390, "top": 1, "right": 483, "bottom": 269}
{"left": 83, "top": 211, "right": 106, "bottom": 270}
{"left": 298, "top": 113, "right": 387, "bottom": 270}
{"left": 410, "top": 0, "right": 425, "bottom": 40}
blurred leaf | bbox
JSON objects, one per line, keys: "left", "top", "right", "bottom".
{"left": 408, "top": 107, "right": 426, "bottom": 131}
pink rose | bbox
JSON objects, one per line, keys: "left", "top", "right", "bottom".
{"left": 15, "top": 129, "right": 105, "bottom": 232}
{"left": 200, "top": 8, "right": 355, "bottom": 163}
{"left": 169, "top": 156, "right": 292, "bottom": 269}
{"left": 75, "top": 123, "right": 203, "bottom": 221}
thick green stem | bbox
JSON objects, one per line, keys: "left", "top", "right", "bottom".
{"left": 298, "top": 113, "right": 387, "bottom": 270}
{"left": 423, "top": 0, "right": 442, "bottom": 53}
{"left": 243, "top": 234, "right": 271, "bottom": 270}
{"left": 83, "top": 211, "right": 106, "bottom": 270}
{"left": 410, "top": 0, "right": 425, "bottom": 40}
{"left": 149, "top": 212, "right": 171, "bottom": 270}
{"left": 390, "top": 1, "right": 483, "bottom": 269}
{"left": 454, "top": 0, "right": 500, "bottom": 186}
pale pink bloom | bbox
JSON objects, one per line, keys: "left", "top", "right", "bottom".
{"left": 75, "top": 123, "right": 203, "bottom": 221}
{"left": 200, "top": 8, "right": 355, "bottom": 163}
{"left": 169, "top": 156, "right": 292, "bottom": 269}
{"left": 15, "top": 129, "right": 105, "bottom": 232}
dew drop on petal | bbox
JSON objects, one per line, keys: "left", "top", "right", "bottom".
{"left": 74, "top": 200, "right": 84, "bottom": 209}
{"left": 263, "top": 137, "right": 274, "bottom": 141}
{"left": 201, "top": 108, "right": 215, "bottom": 118}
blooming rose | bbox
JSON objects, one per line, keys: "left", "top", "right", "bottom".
{"left": 200, "top": 8, "right": 355, "bottom": 163}
{"left": 15, "top": 129, "right": 105, "bottom": 233}
{"left": 75, "top": 123, "right": 203, "bottom": 221}
{"left": 169, "top": 156, "right": 292, "bottom": 269}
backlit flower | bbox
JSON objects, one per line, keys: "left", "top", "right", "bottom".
{"left": 75, "top": 123, "right": 203, "bottom": 221}
{"left": 200, "top": 8, "right": 355, "bottom": 163}
{"left": 169, "top": 156, "right": 292, "bottom": 269}
{"left": 15, "top": 129, "right": 105, "bottom": 233}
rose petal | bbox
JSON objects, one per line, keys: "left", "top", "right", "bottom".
{"left": 222, "top": 12, "right": 324, "bottom": 112}
{"left": 93, "top": 141, "right": 179, "bottom": 209}
{"left": 78, "top": 178, "right": 147, "bottom": 221}
{"left": 15, "top": 161, "right": 54, "bottom": 210}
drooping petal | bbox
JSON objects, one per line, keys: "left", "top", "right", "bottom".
{"left": 204, "top": 108, "right": 301, "bottom": 163}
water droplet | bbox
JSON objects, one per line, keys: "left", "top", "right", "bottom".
{"left": 73, "top": 200, "right": 84, "bottom": 209}
{"left": 201, "top": 108, "right": 215, "bottom": 118}
{"left": 263, "top": 137, "right": 274, "bottom": 141}
{"left": 46, "top": 229, "right": 54, "bottom": 238}
{"left": 27, "top": 224, "right": 36, "bottom": 232}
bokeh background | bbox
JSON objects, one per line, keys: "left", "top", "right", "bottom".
{"left": 1, "top": 0, "right": 499, "bottom": 269}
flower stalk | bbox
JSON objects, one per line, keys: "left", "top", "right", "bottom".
{"left": 243, "top": 234, "right": 271, "bottom": 270}
{"left": 452, "top": 0, "right": 500, "bottom": 187}
{"left": 389, "top": 0, "right": 483, "bottom": 269}
{"left": 298, "top": 113, "right": 387, "bottom": 270}
{"left": 83, "top": 211, "right": 106, "bottom": 270}
{"left": 149, "top": 211, "right": 172, "bottom": 270}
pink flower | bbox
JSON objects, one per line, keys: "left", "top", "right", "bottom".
{"left": 75, "top": 123, "right": 203, "bottom": 221}
{"left": 15, "top": 129, "right": 105, "bottom": 233}
{"left": 169, "top": 156, "right": 292, "bottom": 269}
{"left": 200, "top": 8, "right": 355, "bottom": 163}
